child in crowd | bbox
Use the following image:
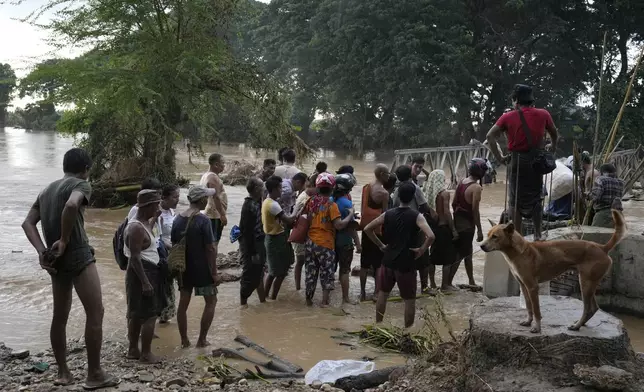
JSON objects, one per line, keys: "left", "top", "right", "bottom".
{"left": 262, "top": 176, "right": 296, "bottom": 300}
{"left": 332, "top": 173, "right": 361, "bottom": 304}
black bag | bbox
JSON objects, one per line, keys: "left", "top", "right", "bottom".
{"left": 517, "top": 109, "right": 556, "bottom": 175}
{"left": 113, "top": 218, "right": 129, "bottom": 270}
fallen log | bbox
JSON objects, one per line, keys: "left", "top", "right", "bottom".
{"left": 234, "top": 335, "right": 303, "bottom": 373}
{"left": 243, "top": 365, "right": 304, "bottom": 380}
{"left": 212, "top": 348, "right": 294, "bottom": 374}
{"left": 334, "top": 366, "right": 404, "bottom": 392}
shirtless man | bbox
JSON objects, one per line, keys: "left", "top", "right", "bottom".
{"left": 444, "top": 159, "right": 487, "bottom": 291}
{"left": 581, "top": 151, "right": 600, "bottom": 194}
{"left": 200, "top": 153, "right": 228, "bottom": 244}
{"left": 359, "top": 164, "right": 391, "bottom": 301}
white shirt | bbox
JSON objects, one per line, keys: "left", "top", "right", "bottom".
{"left": 274, "top": 163, "right": 301, "bottom": 180}
{"left": 123, "top": 218, "right": 160, "bottom": 265}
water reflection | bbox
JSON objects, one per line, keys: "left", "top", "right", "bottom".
{"left": 1, "top": 129, "right": 643, "bottom": 367}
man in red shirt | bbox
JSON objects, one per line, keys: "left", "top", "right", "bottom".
{"left": 486, "top": 85, "right": 558, "bottom": 240}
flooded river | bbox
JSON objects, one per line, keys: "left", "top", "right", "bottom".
{"left": 1, "top": 128, "right": 643, "bottom": 369}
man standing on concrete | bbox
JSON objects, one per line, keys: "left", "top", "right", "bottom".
{"left": 590, "top": 163, "right": 624, "bottom": 228}
{"left": 487, "top": 84, "right": 558, "bottom": 240}
{"left": 200, "top": 153, "right": 228, "bottom": 244}
{"left": 124, "top": 190, "right": 165, "bottom": 364}
{"left": 22, "top": 148, "right": 118, "bottom": 389}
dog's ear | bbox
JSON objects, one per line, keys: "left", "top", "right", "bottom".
{"left": 488, "top": 218, "right": 497, "bottom": 227}
{"left": 504, "top": 222, "right": 515, "bottom": 234}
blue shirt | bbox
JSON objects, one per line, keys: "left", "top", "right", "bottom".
{"left": 333, "top": 196, "right": 354, "bottom": 247}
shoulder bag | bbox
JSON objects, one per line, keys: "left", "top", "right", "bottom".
{"left": 167, "top": 212, "right": 198, "bottom": 276}
{"left": 517, "top": 108, "right": 556, "bottom": 175}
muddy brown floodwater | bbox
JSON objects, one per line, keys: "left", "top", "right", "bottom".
{"left": 1, "top": 128, "right": 644, "bottom": 371}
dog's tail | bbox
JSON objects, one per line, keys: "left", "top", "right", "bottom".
{"left": 601, "top": 209, "right": 626, "bottom": 253}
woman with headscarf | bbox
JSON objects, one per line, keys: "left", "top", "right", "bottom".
{"left": 423, "top": 170, "right": 458, "bottom": 292}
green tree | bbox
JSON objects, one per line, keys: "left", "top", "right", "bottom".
{"left": 18, "top": 0, "right": 306, "bottom": 182}
{"left": 0, "top": 63, "right": 17, "bottom": 128}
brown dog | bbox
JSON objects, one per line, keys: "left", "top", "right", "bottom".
{"left": 480, "top": 209, "right": 625, "bottom": 333}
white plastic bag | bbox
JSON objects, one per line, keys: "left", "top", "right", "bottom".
{"left": 543, "top": 161, "right": 573, "bottom": 203}
{"left": 305, "top": 360, "right": 375, "bottom": 385}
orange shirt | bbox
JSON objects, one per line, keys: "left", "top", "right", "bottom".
{"left": 306, "top": 198, "right": 341, "bottom": 250}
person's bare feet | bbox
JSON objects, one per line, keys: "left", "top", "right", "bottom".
{"left": 181, "top": 339, "right": 191, "bottom": 348}
{"left": 306, "top": 298, "right": 313, "bottom": 306}
{"left": 360, "top": 292, "right": 366, "bottom": 302}
{"left": 53, "top": 371, "right": 75, "bottom": 386}
{"left": 196, "top": 340, "right": 211, "bottom": 348}
{"left": 343, "top": 298, "right": 358, "bottom": 305}
{"left": 240, "top": 303, "right": 249, "bottom": 310}
{"left": 126, "top": 348, "right": 140, "bottom": 360}
{"left": 84, "top": 370, "right": 120, "bottom": 390}
{"left": 320, "top": 303, "right": 330, "bottom": 308}
{"left": 139, "top": 353, "right": 162, "bottom": 364}
{"left": 441, "top": 285, "right": 460, "bottom": 293}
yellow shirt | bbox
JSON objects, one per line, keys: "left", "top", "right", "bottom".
{"left": 262, "top": 198, "right": 284, "bottom": 235}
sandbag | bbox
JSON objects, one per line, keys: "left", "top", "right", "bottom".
{"left": 543, "top": 161, "right": 573, "bottom": 203}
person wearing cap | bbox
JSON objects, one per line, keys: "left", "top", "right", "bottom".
{"left": 487, "top": 84, "right": 559, "bottom": 240}
{"left": 262, "top": 175, "right": 297, "bottom": 300}
{"left": 303, "top": 172, "right": 355, "bottom": 307}
{"left": 22, "top": 148, "right": 118, "bottom": 389}
{"left": 332, "top": 173, "right": 361, "bottom": 304}
{"left": 443, "top": 159, "right": 487, "bottom": 292}
{"left": 124, "top": 189, "right": 166, "bottom": 364}
{"left": 171, "top": 185, "right": 221, "bottom": 349}
{"left": 238, "top": 178, "right": 267, "bottom": 307}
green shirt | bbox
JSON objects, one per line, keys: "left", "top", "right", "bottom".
{"left": 34, "top": 176, "right": 93, "bottom": 274}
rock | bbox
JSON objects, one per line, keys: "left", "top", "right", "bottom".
{"left": 20, "top": 376, "right": 31, "bottom": 385}
{"left": 122, "top": 373, "right": 136, "bottom": 380}
{"left": 573, "top": 364, "right": 634, "bottom": 391}
{"left": 119, "top": 382, "right": 140, "bottom": 392}
{"left": 0, "top": 364, "right": 4, "bottom": 371}
{"left": 468, "top": 296, "right": 633, "bottom": 368}
{"left": 168, "top": 385, "right": 180, "bottom": 390}
{"left": 311, "top": 381, "right": 323, "bottom": 390}
{"left": 10, "top": 350, "right": 29, "bottom": 360}
{"left": 166, "top": 378, "right": 188, "bottom": 388}
{"left": 138, "top": 371, "right": 154, "bottom": 383}
{"left": 238, "top": 378, "right": 248, "bottom": 386}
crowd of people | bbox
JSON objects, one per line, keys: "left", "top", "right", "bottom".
{"left": 20, "top": 84, "right": 628, "bottom": 390}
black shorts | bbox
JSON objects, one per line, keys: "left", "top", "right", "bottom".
{"left": 210, "top": 219, "right": 224, "bottom": 242}
{"left": 454, "top": 228, "right": 475, "bottom": 261}
{"left": 360, "top": 232, "right": 383, "bottom": 270}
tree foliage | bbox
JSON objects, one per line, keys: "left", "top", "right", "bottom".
{"left": 0, "top": 63, "right": 17, "bottom": 128}
{"left": 17, "top": 0, "right": 306, "bottom": 182}
{"left": 241, "top": 0, "right": 644, "bottom": 153}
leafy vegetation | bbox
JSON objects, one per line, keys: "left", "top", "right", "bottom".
{"left": 9, "top": 0, "right": 644, "bottom": 165}
{"left": 15, "top": 0, "right": 306, "bottom": 182}
{"left": 0, "top": 63, "right": 17, "bottom": 128}
{"left": 241, "top": 0, "right": 644, "bottom": 153}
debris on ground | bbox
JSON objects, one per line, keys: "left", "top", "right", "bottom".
{"left": 221, "top": 160, "right": 262, "bottom": 186}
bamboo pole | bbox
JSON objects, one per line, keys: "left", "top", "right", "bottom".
{"left": 602, "top": 44, "right": 644, "bottom": 161}
{"left": 583, "top": 44, "right": 644, "bottom": 226}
